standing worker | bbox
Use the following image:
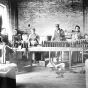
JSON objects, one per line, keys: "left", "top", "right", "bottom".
{"left": 1, "top": 28, "right": 13, "bottom": 64}
{"left": 28, "top": 28, "right": 40, "bottom": 64}
{"left": 71, "top": 25, "right": 81, "bottom": 64}
{"left": 52, "top": 24, "right": 61, "bottom": 41}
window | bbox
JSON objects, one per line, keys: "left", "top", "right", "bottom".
{"left": 0, "top": 4, "right": 4, "bottom": 29}
{"left": 0, "top": 3, "right": 12, "bottom": 41}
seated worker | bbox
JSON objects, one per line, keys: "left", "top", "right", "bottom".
{"left": 12, "top": 29, "right": 18, "bottom": 47}
{"left": 12, "top": 29, "right": 21, "bottom": 48}
{"left": 21, "top": 33, "right": 28, "bottom": 58}
{"left": 28, "top": 28, "right": 40, "bottom": 46}
{"left": 22, "top": 33, "right": 28, "bottom": 48}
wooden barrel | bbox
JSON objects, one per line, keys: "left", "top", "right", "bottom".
{"left": 62, "top": 51, "right": 69, "bottom": 62}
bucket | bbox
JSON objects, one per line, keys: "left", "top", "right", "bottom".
{"left": 6, "top": 61, "right": 10, "bottom": 64}
{"left": 47, "top": 35, "right": 52, "bottom": 41}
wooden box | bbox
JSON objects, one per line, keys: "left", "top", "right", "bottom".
{"left": 39, "top": 61, "right": 45, "bottom": 67}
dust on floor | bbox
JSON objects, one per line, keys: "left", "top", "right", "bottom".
{"left": 16, "top": 66, "right": 86, "bottom": 88}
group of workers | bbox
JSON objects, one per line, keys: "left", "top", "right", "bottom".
{"left": 29, "top": 24, "right": 82, "bottom": 45}
{"left": 0, "top": 23, "right": 83, "bottom": 47}
{"left": 11, "top": 23, "right": 82, "bottom": 48}
{"left": 0, "top": 24, "right": 84, "bottom": 77}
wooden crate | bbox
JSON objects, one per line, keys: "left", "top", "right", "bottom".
{"left": 39, "top": 61, "right": 45, "bottom": 67}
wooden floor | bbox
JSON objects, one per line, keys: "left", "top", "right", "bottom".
{"left": 16, "top": 66, "right": 86, "bottom": 88}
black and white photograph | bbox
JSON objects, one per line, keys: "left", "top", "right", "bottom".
{"left": 0, "top": 0, "right": 87, "bottom": 88}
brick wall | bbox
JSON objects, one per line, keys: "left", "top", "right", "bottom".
{"left": 18, "top": 0, "right": 83, "bottom": 36}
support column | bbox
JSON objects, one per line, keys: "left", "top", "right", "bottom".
{"left": 85, "top": 59, "right": 88, "bottom": 88}
{"left": 69, "top": 51, "right": 71, "bottom": 70}
{"left": 28, "top": 51, "right": 32, "bottom": 66}
{"left": 83, "top": 0, "right": 88, "bottom": 35}
{"left": 49, "top": 51, "right": 51, "bottom": 62}
{"left": 41, "top": 52, "right": 44, "bottom": 61}
{"left": 82, "top": 49, "right": 84, "bottom": 73}
{"left": 32, "top": 52, "right": 35, "bottom": 64}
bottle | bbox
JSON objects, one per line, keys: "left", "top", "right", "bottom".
{"left": 42, "top": 41, "right": 44, "bottom": 47}
{"left": 44, "top": 41, "right": 46, "bottom": 47}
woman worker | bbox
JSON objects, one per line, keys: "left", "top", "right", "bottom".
{"left": 71, "top": 25, "right": 81, "bottom": 64}
{"left": 72, "top": 25, "right": 81, "bottom": 40}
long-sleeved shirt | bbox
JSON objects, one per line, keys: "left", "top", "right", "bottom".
{"left": 53, "top": 30, "right": 61, "bottom": 41}
{"left": 72, "top": 32, "right": 81, "bottom": 40}
{"left": 28, "top": 33, "right": 39, "bottom": 46}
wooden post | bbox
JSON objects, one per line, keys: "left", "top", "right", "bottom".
{"left": 61, "top": 51, "right": 63, "bottom": 62}
{"left": 41, "top": 52, "right": 44, "bottom": 61}
{"left": 2, "top": 44, "right": 4, "bottom": 63}
{"left": 32, "top": 52, "right": 35, "bottom": 64}
{"left": 28, "top": 51, "right": 32, "bottom": 66}
{"left": 85, "top": 59, "right": 88, "bottom": 88}
{"left": 83, "top": 0, "right": 87, "bottom": 35}
{"left": 69, "top": 51, "right": 71, "bottom": 70}
{"left": 49, "top": 51, "right": 51, "bottom": 62}
{"left": 0, "top": 45, "right": 3, "bottom": 63}
{"left": 3, "top": 43, "right": 6, "bottom": 64}
{"left": 82, "top": 49, "right": 84, "bottom": 73}
{"left": 30, "top": 52, "right": 32, "bottom": 66}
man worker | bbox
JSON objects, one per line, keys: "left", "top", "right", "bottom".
{"left": 28, "top": 28, "right": 39, "bottom": 46}
{"left": 28, "top": 28, "right": 40, "bottom": 64}
{"left": 51, "top": 24, "right": 65, "bottom": 78}
{"left": 52, "top": 24, "right": 61, "bottom": 41}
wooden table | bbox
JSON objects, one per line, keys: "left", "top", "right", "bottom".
{"left": 14, "top": 47, "right": 85, "bottom": 70}
{"left": 28, "top": 47, "right": 84, "bottom": 69}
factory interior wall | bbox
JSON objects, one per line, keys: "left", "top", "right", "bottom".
{"left": 17, "top": 0, "right": 83, "bottom": 37}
